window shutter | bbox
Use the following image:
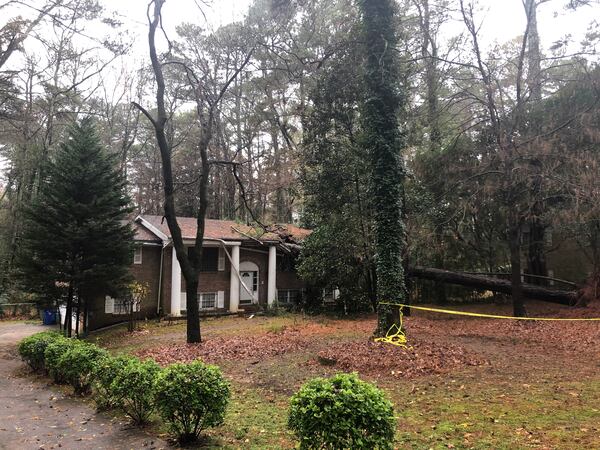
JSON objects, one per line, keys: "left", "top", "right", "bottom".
{"left": 218, "top": 248, "right": 225, "bottom": 271}
{"left": 105, "top": 296, "right": 114, "bottom": 314}
{"left": 180, "top": 292, "right": 187, "bottom": 312}
{"left": 134, "top": 247, "right": 143, "bottom": 264}
{"left": 217, "top": 291, "right": 225, "bottom": 308}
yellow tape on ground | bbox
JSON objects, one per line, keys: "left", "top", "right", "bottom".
{"left": 373, "top": 308, "right": 409, "bottom": 347}
{"left": 379, "top": 302, "right": 600, "bottom": 321}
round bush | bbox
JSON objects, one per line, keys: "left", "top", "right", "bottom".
{"left": 109, "top": 357, "right": 161, "bottom": 425}
{"left": 44, "top": 335, "right": 76, "bottom": 383}
{"left": 288, "top": 373, "right": 396, "bottom": 450}
{"left": 92, "top": 354, "right": 136, "bottom": 410}
{"left": 56, "top": 341, "right": 109, "bottom": 395}
{"left": 18, "top": 331, "right": 62, "bottom": 372}
{"left": 154, "top": 361, "right": 230, "bottom": 443}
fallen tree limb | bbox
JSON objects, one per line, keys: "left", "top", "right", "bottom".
{"left": 408, "top": 266, "right": 578, "bottom": 306}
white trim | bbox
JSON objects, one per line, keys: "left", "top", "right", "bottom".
{"left": 240, "top": 261, "right": 260, "bottom": 271}
{"left": 133, "top": 247, "right": 143, "bottom": 264}
{"left": 217, "top": 291, "right": 225, "bottom": 308}
{"left": 239, "top": 261, "right": 259, "bottom": 305}
{"left": 182, "top": 239, "right": 242, "bottom": 247}
{"left": 218, "top": 248, "right": 225, "bottom": 271}
{"left": 229, "top": 245, "right": 240, "bottom": 312}
{"left": 105, "top": 296, "right": 114, "bottom": 314}
{"left": 267, "top": 245, "right": 277, "bottom": 307}
{"left": 198, "top": 292, "right": 217, "bottom": 310}
{"left": 180, "top": 292, "right": 187, "bottom": 312}
{"left": 170, "top": 249, "right": 182, "bottom": 316}
{"left": 135, "top": 215, "right": 169, "bottom": 242}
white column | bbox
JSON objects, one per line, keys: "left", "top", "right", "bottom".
{"left": 229, "top": 245, "right": 240, "bottom": 312}
{"left": 170, "top": 248, "right": 181, "bottom": 316}
{"left": 267, "top": 245, "right": 277, "bottom": 306}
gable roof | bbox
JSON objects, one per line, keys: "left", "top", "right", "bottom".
{"left": 136, "top": 214, "right": 311, "bottom": 244}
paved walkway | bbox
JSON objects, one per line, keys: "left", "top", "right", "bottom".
{"left": 0, "top": 322, "right": 167, "bottom": 450}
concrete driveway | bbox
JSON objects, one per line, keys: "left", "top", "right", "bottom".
{"left": 0, "top": 322, "right": 167, "bottom": 450}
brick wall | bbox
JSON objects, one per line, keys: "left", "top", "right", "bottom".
{"left": 89, "top": 244, "right": 307, "bottom": 328}
{"left": 88, "top": 244, "right": 163, "bottom": 331}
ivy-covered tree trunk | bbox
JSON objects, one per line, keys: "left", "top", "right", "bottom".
{"left": 358, "top": 0, "right": 407, "bottom": 336}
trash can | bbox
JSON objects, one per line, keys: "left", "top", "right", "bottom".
{"left": 43, "top": 309, "right": 57, "bottom": 325}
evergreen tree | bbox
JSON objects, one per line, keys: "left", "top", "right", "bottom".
{"left": 358, "top": 0, "right": 407, "bottom": 335}
{"left": 298, "top": 31, "right": 378, "bottom": 312}
{"left": 17, "top": 118, "right": 134, "bottom": 336}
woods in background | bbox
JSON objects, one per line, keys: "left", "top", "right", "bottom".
{"left": 1, "top": 0, "right": 600, "bottom": 320}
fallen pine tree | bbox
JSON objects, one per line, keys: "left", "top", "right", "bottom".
{"left": 408, "top": 266, "right": 579, "bottom": 306}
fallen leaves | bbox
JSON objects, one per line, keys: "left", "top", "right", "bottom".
{"left": 135, "top": 327, "right": 311, "bottom": 366}
{"left": 133, "top": 300, "right": 600, "bottom": 381}
{"left": 310, "top": 338, "right": 488, "bottom": 378}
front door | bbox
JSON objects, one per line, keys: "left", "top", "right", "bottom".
{"left": 240, "top": 270, "right": 258, "bottom": 305}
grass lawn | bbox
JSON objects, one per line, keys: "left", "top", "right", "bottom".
{"left": 89, "top": 301, "right": 600, "bottom": 449}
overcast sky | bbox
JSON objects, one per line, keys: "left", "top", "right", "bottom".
{"left": 0, "top": 0, "right": 597, "bottom": 180}
{"left": 92, "top": 0, "right": 595, "bottom": 60}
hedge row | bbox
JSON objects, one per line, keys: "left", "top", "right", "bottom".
{"left": 18, "top": 332, "right": 230, "bottom": 443}
{"left": 19, "top": 332, "right": 397, "bottom": 448}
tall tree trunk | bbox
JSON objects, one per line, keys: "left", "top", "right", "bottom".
{"left": 65, "top": 282, "right": 74, "bottom": 338}
{"left": 508, "top": 210, "right": 526, "bottom": 316}
{"left": 524, "top": 0, "right": 547, "bottom": 281}
{"left": 359, "top": 0, "right": 407, "bottom": 335}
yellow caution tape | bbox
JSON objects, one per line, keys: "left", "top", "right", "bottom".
{"left": 379, "top": 302, "right": 600, "bottom": 321}
{"left": 373, "top": 308, "right": 409, "bottom": 348}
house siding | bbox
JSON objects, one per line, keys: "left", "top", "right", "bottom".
{"left": 88, "top": 244, "right": 162, "bottom": 331}
{"left": 89, "top": 243, "right": 307, "bottom": 330}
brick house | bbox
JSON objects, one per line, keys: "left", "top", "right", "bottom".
{"left": 89, "top": 214, "right": 310, "bottom": 331}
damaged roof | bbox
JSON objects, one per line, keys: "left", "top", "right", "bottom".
{"left": 136, "top": 214, "right": 311, "bottom": 244}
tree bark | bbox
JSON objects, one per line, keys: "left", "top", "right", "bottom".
{"left": 359, "top": 0, "right": 407, "bottom": 336}
{"left": 408, "top": 267, "right": 577, "bottom": 306}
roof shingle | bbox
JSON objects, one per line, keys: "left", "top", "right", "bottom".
{"left": 138, "top": 215, "right": 310, "bottom": 243}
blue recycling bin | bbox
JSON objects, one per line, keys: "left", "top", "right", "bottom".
{"left": 43, "top": 309, "right": 57, "bottom": 325}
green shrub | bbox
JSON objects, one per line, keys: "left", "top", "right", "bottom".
{"left": 288, "top": 373, "right": 396, "bottom": 450}
{"left": 154, "top": 361, "right": 230, "bottom": 443}
{"left": 109, "top": 358, "right": 161, "bottom": 425}
{"left": 44, "top": 335, "right": 76, "bottom": 384}
{"left": 56, "top": 340, "right": 109, "bottom": 395}
{"left": 92, "top": 354, "right": 136, "bottom": 410}
{"left": 18, "top": 331, "right": 62, "bottom": 372}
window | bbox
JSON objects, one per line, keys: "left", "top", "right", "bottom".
{"left": 198, "top": 292, "right": 217, "bottom": 310}
{"left": 134, "top": 247, "right": 143, "bottom": 264}
{"left": 188, "top": 247, "right": 219, "bottom": 272}
{"left": 277, "top": 254, "right": 295, "bottom": 272}
{"left": 277, "top": 289, "right": 300, "bottom": 305}
{"left": 548, "top": 269, "right": 555, "bottom": 286}
{"left": 544, "top": 227, "right": 553, "bottom": 247}
{"left": 323, "top": 288, "right": 340, "bottom": 304}
{"left": 106, "top": 296, "right": 140, "bottom": 315}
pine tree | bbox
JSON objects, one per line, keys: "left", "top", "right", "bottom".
{"left": 18, "top": 118, "right": 134, "bottom": 336}
{"left": 358, "top": 0, "right": 407, "bottom": 335}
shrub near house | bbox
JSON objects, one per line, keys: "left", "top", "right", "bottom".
{"left": 18, "top": 332, "right": 231, "bottom": 443}
{"left": 288, "top": 373, "right": 396, "bottom": 449}
{"left": 154, "top": 361, "right": 230, "bottom": 443}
